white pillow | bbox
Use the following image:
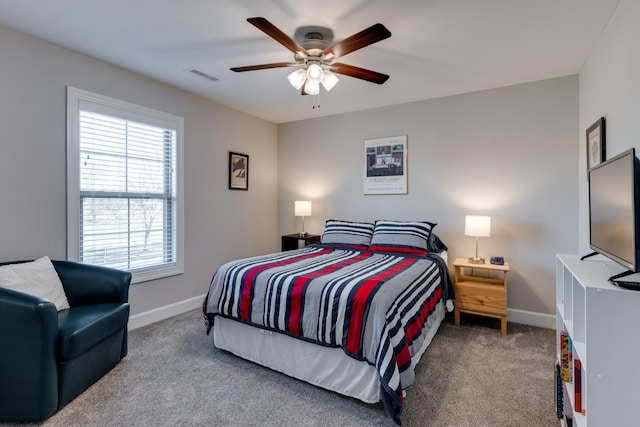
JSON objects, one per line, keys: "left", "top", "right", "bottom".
{"left": 0, "top": 256, "right": 70, "bottom": 311}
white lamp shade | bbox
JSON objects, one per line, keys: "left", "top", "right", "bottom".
{"left": 303, "top": 80, "right": 320, "bottom": 95}
{"left": 306, "top": 63, "right": 324, "bottom": 83}
{"left": 287, "top": 68, "right": 307, "bottom": 90}
{"left": 294, "top": 201, "right": 312, "bottom": 217}
{"left": 465, "top": 215, "right": 491, "bottom": 237}
{"left": 321, "top": 70, "right": 339, "bottom": 91}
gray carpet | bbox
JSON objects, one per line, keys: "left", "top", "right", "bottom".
{"left": 5, "top": 310, "right": 557, "bottom": 427}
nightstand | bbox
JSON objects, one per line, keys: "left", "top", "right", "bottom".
{"left": 281, "top": 233, "right": 321, "bottom": 251}
{"left": 452, "top": 257, "right": 510, "bottom": 335}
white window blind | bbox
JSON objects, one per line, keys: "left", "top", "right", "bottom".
{"left": 67, "top": 87, "right": 184, "bottom": 283}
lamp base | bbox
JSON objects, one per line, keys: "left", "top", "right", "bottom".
{"left": 468, "top": 257, "right": 485, "bottom": 264}
{"left": 299, "top": 231, "right": 308, "bottom": 237}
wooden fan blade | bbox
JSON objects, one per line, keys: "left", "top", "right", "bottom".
{"left": 331, "top": 63, "right": 390, "bottom": 84}
{"left": 230, "top": 62, "right": 294, "bottom": 72}
{"left": 323, "top": 23, "right": 391, "bottom": 60}
{"left": 247, "top": 17, "right": 308, "bottom": 56}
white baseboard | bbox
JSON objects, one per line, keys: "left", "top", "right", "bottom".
{"left": 507, "top": 307, "right": 556, "bottom": 329}
{"left": 128, "top": 294, "right": 206, "bottom": 330}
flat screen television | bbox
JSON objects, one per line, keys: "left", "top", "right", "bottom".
{"left": 587, "top": 148, "right": 640, "bottom": 285}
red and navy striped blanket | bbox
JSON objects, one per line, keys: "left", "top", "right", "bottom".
{"left": 203, "top": 244, "right": 452, "bottom": 425}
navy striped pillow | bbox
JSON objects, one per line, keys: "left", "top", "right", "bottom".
{"left": 369, "top": 220, "right": 435, "bottom": 255}
{"left": 321, "top": 220, "right": 375, "bottom": 246}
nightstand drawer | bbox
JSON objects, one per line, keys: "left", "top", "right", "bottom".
{"left": 455, "top": 281, "right": 506, "bottom": 315}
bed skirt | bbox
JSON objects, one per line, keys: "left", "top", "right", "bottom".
{"left": 213, "top": 299, "right": 446, "bottom": 404}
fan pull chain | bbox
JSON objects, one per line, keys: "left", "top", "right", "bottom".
{"left": 312, "top": 91, "right": 320, "bottom": 109}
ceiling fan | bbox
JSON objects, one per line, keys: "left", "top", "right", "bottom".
{"left": 231, "top": 17, "right": 391, "bottom": 105}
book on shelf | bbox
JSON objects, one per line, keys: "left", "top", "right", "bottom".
{"left": 574, "top": 357, "right": 584, "bottom": 415}
{"left": 555, "top": 360, "right": 564, "bottom": 419}
{"left": 560, "top": 330, "right": 573, "bottom": 382}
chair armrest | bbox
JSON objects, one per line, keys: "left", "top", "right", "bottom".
{"left": 52, "top": 261, "right": 131, "bottom": 306}
{"left": 0, "top": 288, "right": 59, "bottom": 420}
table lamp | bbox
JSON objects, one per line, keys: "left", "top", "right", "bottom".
{"left": 295, "top": 201, "right": 312, "bottom": 237}
{"left": 465, "top": 215, "right": 491, "bottom": 264}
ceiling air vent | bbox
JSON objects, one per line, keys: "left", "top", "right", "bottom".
{"left": 187, "top": 67, "right": 219, "bottom": 83}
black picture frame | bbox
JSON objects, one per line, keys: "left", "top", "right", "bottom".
{"left": 228, "top": 151, "right": 249, "bottom": 191}
{"left": 586, "top": 117, "right": 606, "bottom": 172}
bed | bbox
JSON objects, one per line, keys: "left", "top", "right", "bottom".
{"left": 203, "top": 220, "right": 454, "bottom": 425}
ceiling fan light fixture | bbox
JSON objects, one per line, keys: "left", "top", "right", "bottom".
{"left": 321, "top": 70, "right": 339, "bottom": 91}
{"left": 304, "top": 80, "right": 320, "bottom": 95}
{"left": 306, "top": 63, "right": 324, "bottom": 83}
{"left": 287, "top": 68, "right": 307, "bottom": 90}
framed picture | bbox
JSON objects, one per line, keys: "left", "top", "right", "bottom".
{"left": 586, "top": 117, "right": 606, "bottom": 171}
{"left": 363, "top": 135, "right": 408, "bottom": 195}
{"left": 228, "top": 151, "right": 249, "bottom": 190}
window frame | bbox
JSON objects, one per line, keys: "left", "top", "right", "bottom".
{"left": 66, "top": 86, "right": 184, "bottom": 283}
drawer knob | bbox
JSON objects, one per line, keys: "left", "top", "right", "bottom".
{"left": 477, "top": 298, "right": 484, "bottom": 304}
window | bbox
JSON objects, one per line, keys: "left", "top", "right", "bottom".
{"left": 67, "top": 87, "right": 184, "bottom": 283}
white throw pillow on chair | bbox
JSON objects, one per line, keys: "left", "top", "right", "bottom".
{"left": 0, "top": 256, "right": 70, "bottom": 311}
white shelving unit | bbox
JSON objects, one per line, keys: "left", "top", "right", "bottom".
{"left": 556, "top": 254, "right": 640, "bottom": 426}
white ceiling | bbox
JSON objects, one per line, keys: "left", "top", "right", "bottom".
{"left": 0, "top": 0, "right": 621, "bottom": 124}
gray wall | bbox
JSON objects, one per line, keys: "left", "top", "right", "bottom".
{"left": 578, "top": 0, "right": 640, "bottom": 254}
{"left": 0, "top": 25, "right": 279, "bottom": 316}
{"left": 278, "top": 76, "right": 579, "bottom": 317}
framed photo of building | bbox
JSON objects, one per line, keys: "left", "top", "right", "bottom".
{"left": 229, "top": 151, "right": 249, "bottom": 190}
{"left": 363, "top": 135, "right": 407, "bottom": 194}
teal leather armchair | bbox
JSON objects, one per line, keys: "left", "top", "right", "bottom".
{"left": 0, "top": 260, "right": 131, "bottom": 422}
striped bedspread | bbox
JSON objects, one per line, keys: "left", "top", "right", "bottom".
{"left": 203, "top": 244, "right": 451, "bottom": 425}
